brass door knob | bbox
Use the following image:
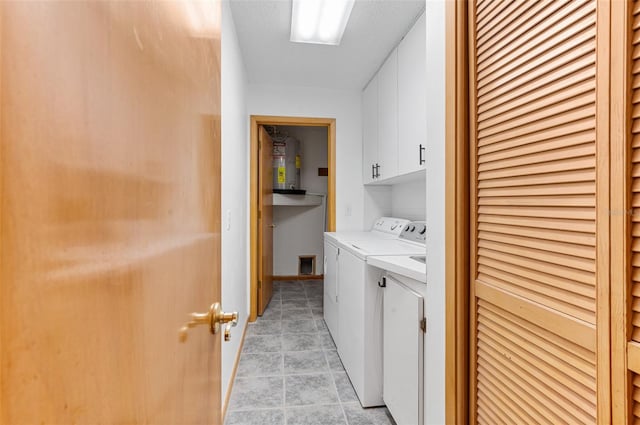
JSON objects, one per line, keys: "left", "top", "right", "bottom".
{"left": 179, "top": 303, "right": 238, "bottom": 342}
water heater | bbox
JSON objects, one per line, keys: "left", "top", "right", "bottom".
{"left": 272, "top": 136, "right": 302, "bottom": 192}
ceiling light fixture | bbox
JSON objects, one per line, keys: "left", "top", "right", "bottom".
{"left": 290, "top": 0, "right": 355, "bottom": 46}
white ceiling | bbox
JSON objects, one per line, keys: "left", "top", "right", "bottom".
{"left": 229, "top": 0, "right": 425, "bottom": 90}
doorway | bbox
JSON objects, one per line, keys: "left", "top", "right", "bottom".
{"left": 249, "top": 116, "right": 336, "bottom": 322}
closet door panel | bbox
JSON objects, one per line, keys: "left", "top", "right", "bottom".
{"left": 469, "top": 0, "right": 599, "bottom": 423}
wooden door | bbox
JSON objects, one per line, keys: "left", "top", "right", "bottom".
{"left": 468, "top": 0, "right": 605, "bottom": 423}
{"left": 258, "top": 126, "right": 274, "bottom": 314}
{"left": 0, "top": 1, "right": 223, "bottom": 424}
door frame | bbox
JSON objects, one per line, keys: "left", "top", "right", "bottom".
{"left": 249, "top": 115, "right": 336, "bottom": 322}
{"left": 610, "top": 0, "right": 631, "bottom": 423}
{"left": 444, "top": 1, "right": 469, "bottom": 424}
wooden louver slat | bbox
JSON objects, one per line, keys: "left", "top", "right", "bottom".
{"left": 477, "top": 68, "right": 596, "bottom": 125}
{"left": 476, "top": 301, "right": 597, "bottom": 424}
{"left": 477, "top": 1, "right": 592, "bottom": 75}
{"left": 477, "top": 130, "right": 595, "bottom": 165}
{"left": 477, "top": 41, "right": 595, "bottom": 107}
{"left": 475, "top": 1, "right": 536, "bottom": 56}
{"left": 477, "top": 254, "right": 595, "bottom": 297}
{"left": 477, "top": 15, "right": 595, "bottom": 90}
{"left": 477, "top": 247, "right": 595, "bottom": 288}
{"left": 477, "top": 120, "right": 595, "bottom": 156}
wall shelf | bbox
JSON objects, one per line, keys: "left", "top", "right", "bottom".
{"left": 273, "top": 193, "right": 323, "bottom": 206}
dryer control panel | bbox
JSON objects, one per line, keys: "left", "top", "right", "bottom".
{"left": 399, "top": 221, "right": 426, "bottom": 244}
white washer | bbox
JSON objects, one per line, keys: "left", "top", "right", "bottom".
{"left": 326, "top": 222, "right": 426, "bottom": 408}
{"left": 324, "top": 217, "right": 409, "bottom": 246}
{"left": 323, "top": 217, "right": 408, "bottom": 348}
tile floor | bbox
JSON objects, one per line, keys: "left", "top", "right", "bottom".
{"left": 225, "top": 280, "right": 396, "bottom": 425}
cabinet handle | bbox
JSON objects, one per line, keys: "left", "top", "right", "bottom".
{"left": 375, "top": 163, "right": 380, "bottom": 178}
{"left": 372, "top": 164, "right": 376, "bottom": 179}
{"left": 419, "top": 144, "right": 426, "bottom": 165}
{"left": 378, "top": 276, "right": 387, "bottom": 288}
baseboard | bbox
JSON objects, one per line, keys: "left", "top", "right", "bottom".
{"left": 273, "top": 274, "right": 324, "bottom": 281}
{"left": 222, "top": 319, "right": 249, "bottom": 423}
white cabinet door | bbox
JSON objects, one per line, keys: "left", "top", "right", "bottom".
{"left": 362, "top": 75, "right": 379, "bottom": 184}
{"left": 398, "top": 13, "right": 426, "bottom": 175}
{"left": 323, "top": 240, "right": 339, "bottom": 341}
{"left": 377, "top": 49, "right": 398, "bottom": 180}
{"left": 383, "top": 275, "right": 424, "bottom": 425}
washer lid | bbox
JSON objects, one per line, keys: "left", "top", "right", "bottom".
{"left": 323, "top": 217, "right": 410, "bottom": 245}
{"left": 345, "top": 239, "right": 426, "bottom": 256}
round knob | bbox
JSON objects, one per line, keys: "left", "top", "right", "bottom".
{"left": 420, "top": 226, "right": 426, "bottom": 235}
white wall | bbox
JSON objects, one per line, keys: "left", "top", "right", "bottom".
{"left": 248, "top": 84, "right": 363, "bottom": 231}
{"left": 363, "top": 186, "right": 392, "bottom": 230}
{"left": 272, "top": 126, "right": 328, "bottom": 276}
{"left": 362, "top": 178, "right": 425, "bottom": 230}
{"left": 391, "top": 178, "right": 426, "bottom": 221}
{"left": 273, "top": 206, "right": 325, "bottom": 275}
{"left": 221, "top": 0, "right": 249, "bottom": 406}
{"left": 424, "top": 0, "right": 446, "bottom": 423}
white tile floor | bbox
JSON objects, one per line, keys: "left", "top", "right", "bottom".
{"left": 225, "top": 280, "right": 396, "bottom": 425}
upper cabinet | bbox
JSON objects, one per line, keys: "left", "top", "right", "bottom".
{"left": 362, "top": 75, "right": 379, "bottom": 184}
{"left": 398, "top": 13, "right": 426, "bottom": 175}
{"left": 377, "top": 49, "right": 399, "bottom": 180}
{"left": 362, "top": 12, "right": 425, "bottom": 184}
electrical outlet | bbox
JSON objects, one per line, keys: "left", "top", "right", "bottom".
{"left": 345, "top": 205, "right": 352, "bottom": 217}
{"left": 226, "top": 209, "right": 231, "bottom": 230}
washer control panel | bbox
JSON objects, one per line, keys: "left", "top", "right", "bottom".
{"left": 372, "top": 217, "right": 410, "bottom": 235}
{"left": 399, "top": 221, "right": 426, "bottom": 243}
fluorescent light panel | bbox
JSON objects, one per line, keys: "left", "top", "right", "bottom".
{"left": 290, "top": 0, "right": 355, "bottom": 45}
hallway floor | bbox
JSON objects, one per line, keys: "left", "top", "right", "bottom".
{"left": 225, "top": 280, "right": 396, "bottom": 425}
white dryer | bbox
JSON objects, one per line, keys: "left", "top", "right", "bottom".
{"left": 327, "top": 222, "right": 426, "bottom": 408}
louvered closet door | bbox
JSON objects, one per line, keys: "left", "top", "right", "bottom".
{"left": 469, "top": 0, "right": 599, "bottom": 423}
